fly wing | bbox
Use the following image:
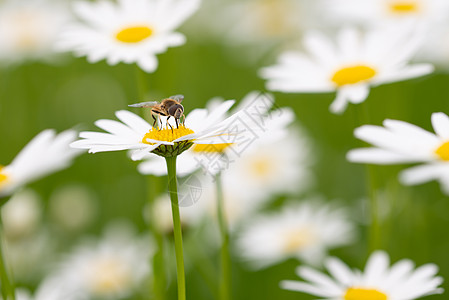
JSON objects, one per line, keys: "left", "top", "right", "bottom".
{"left": 169, "top": 94, "right": 184, "bottom": 103}
{"left": 128, "top": 101, "right": 159, "bottom": 108}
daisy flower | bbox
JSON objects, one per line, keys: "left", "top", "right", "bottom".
{"left": 56, "top": 0, "right": 200, "bottom": 73}
{"left": 48, "top": 223, "right": 151, "bottom": 299}
{"left": 324, "top": 0, "right": 449, "bottom": 27}
{"left": 2, "top": 189, "right": 41, "bottom": 239}
{"left": 0, "top": 129, "right": 81, "bottom": 199}
{"left": 71, "top": 94, "right": 266, "bottom": 161}
{"left": 221, "top": 127, "right": 312, "bottom": 202}
{"left": 137, "top": 91, "right": 292, "bottom": 177}
{"left": 49, "top": 184, "right": 97, "bottom": 232}
{"left": 181, "top": 125, "right": 312, "bottom": 230}
{"left": 0, "top": 0, "right": 69, "bottom": 64}
{"left": 143, "top": 193, "right": 205, "bottom": 233}
{"left": 348, "top": 112, "right": 449, "bottom": 194}
{"left": 417, "top": 24, "right": 449, "bottom": 67}
{"left": 260, "top": 27, "right": 433, "bottom": 114}
{"left": 14, "top": 275, "right": 89, "bottom": 300}
{"left": 237, "top": 200, "right": 354, "bottom": 268}
{"left": 211, "top": 0, "right": 319, "bottom": 47}
{"left": 6, "top": 230, "right": 55, "bottom": 283}
{"left": 281, "top": 250, "right": 443, "bottom": 299}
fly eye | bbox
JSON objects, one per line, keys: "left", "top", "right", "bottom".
{"left": 168, "top": 104, "right": 183, "bottom": 117}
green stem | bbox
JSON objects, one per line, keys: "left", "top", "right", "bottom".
{"left": 0, "top": 206, "right": 15, "bottom": 300}
{"left": 135, "top": 66, "right": 166, "bottom": 300}
{"left": 146, "top": 177, "right": 166, "bottom": 300}
{"left": 367, "top": 166, "right": 380, "bottom": 251}
{"left": 215, "top": 173, "right": 231, "bottom": 300}
{"left": 355, "top": 104, "right": 381, "bottom": 251}
{"left": 165, "top": 157, "right": 186, "bottom": 300}
{"left": 184, "top": 239, "right": 219, "bottom": 299}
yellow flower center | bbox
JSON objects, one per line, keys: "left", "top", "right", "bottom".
{"left": 283, "top": 228, "right": 315, "bottom": 253}
{"left": 192, "top": 143, "right": 233, "bottom": 153}
{"left": 435, "top": 141, "right": 449, "bottom": 161}
{"left": 331, "top": 65, "right": 377, "bottom": 87}
{"left": 0, "top": 166, "right": 8, "bottom": 187}
{"left": 344, "top": 288, "right": 388, "bottom": 300}
{"left": 389, "top": 2, "right": 419, "bottom": 14}
{"left": 90, "top": 258, "right": 132, "bottom": 295}
{"left": 116, "top": 26, "right": 153, "bottom": 43}
{"left": 251, "top": 159, "right": 272, "bottom": 176}
{"left": 141, "top": 126, "right": 194, "bottom": 144}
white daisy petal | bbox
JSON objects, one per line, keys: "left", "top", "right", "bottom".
{"left": 57, "top": 0, "right": 199, "bottom": 72}
{"left": 280, "top": 280, "right": 339, "bottom": 297}
{"left": 431, "top": 112, "right": 449, "bottom": 140}
{"left": 283, "top": 251, "right": 443, "bottom": 299}
{"left": 399, "top": 164, "right": 448, "bottom": 186}
{"left": 347, "top": 148, "right": 422, "bottom": 164}
{"left": 261, "top": 26, "right": 432, "bottom": 113}
{"left": 1, "top": 130, "right": 80, "bottom": 198}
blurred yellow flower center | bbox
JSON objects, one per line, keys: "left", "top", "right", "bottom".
{"left": 283, "top": 228, "right": 315, "bottom": 253}
{"left": 192, "top": 143, "right": 232, "bottom": 153}
{"left": 250, "top": 158, "right": 273, "bottom": 177}
{"left": 90, "top": 258, "right": 132, "bottom": 295}
{"left": 435, "top": 141, "right": 449, "bottom": 161}
{"left": 344, "top": 288, "right": 387, "bottom": 300}
{"left": 0, "top": 166, "right": 8, "bottom": 187}
{"left": 142, "top": 126, "right": 194, "bottom": 144}
{"left": 331, "top": 65, "right": 377, "bottom": 86}
{"left": 116, "top": 26, "right": 153, "bottom": 43}
{"left": 389, "top": 2, "right": 419, "bottom": 13}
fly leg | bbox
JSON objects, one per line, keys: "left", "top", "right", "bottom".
{"left": 167, "top": 116, "right": 174, "bottom": 133}
{"left": 152, "top": 114, "right": 158, "bottom": 129}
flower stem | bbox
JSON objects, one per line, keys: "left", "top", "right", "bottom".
{"left": 215, "top": 173, "right": 231, "bottom": 300}
{"left": 134, "top": 66, "right": 167, "bottom": 299}
{"left": 367, "top": 166, "right": 381, "bottom": 251}
{"left": 146, "top": 177, "right": 166, "bottom": 300}
{"left": 355, "top": 105, "right": 381, "bottom": 251}
{"left": 0, "top": 207, "right": 15, "bottom": 300}
{"left": 165, "top": 156, "right": 186, "bottom": 300}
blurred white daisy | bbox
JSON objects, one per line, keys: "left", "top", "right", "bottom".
{"left": 0, "top": 130, "right": 81, "bottom": 199}
{"left": 71, "top": 95, "right": 266, "bottom": 160}
{"left": 143, "top": 193, "right": 205, "bottom": 233}
{"left": 348, "top": 112, "right": 449, "bottom": 194}
{"left": 417, "top": 24, "right": 449, "bottom": 67}
{"left": 324, "top": 0, "right": 449, "bottom": 27}
{"left": 56, "top": 0, "right": 200, "bottom": 73}
{"left": 6, "top": 230, "right": 55, "bottom": 283}
{"left": 138, "top": 91, "right": 292, "bottom": 177}
{"left": 222, "top": 127, "right": 311, "bottom": 202}
{"left": 237, "top": 200, "right": 354, "bottom": 269}
{"left": 282, "top": 250, "right": 443, "bottom": 299}
{"left": 182, "top": 125, "right": 312, "bottom": 232}
{"left": 1, "top": 189, "right": 41, "bottom": 239}
{"left": 203, "top": 0, "right": 320, "bottom": 56}
{"left": 49, "top": 223, "right": 151, "bottom": 299}
{"left": 260, "top": 27, "right": 433, "bottom": 114}
{"left": 15, "top": 277, "right": 85, "bottom": 300}
{"left": 49, "top": 184, "right": 97, "bottom": 232}
{"left": 0, "top": 0, "right": 69, "bottom": 65}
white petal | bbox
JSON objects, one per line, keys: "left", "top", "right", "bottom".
{"left": 329, "top": 89, "right": 349, "bottom": 114}
{"left": 346, "top": 84, "right": 370, "bottom": 104}
{"left": 347, "top": 148, "right": 420, "bottom": 164}
{"left": 325, "top": 257, "right": 355, "bottom": 286}
{"left": 280, "top": 280, "right": 340, "bottom": 297}
{"left": 431, "top": 112, "right": 449, "bottom": 140}
{"left": 399, "top": 164, "right": 449, "bottom": 185}
{"left": 137, "top": 55, "right": 159, "bottom": 73}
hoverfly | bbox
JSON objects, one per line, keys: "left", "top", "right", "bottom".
{"left": 129, "top": 95, "right": 185, "bottom": 130}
